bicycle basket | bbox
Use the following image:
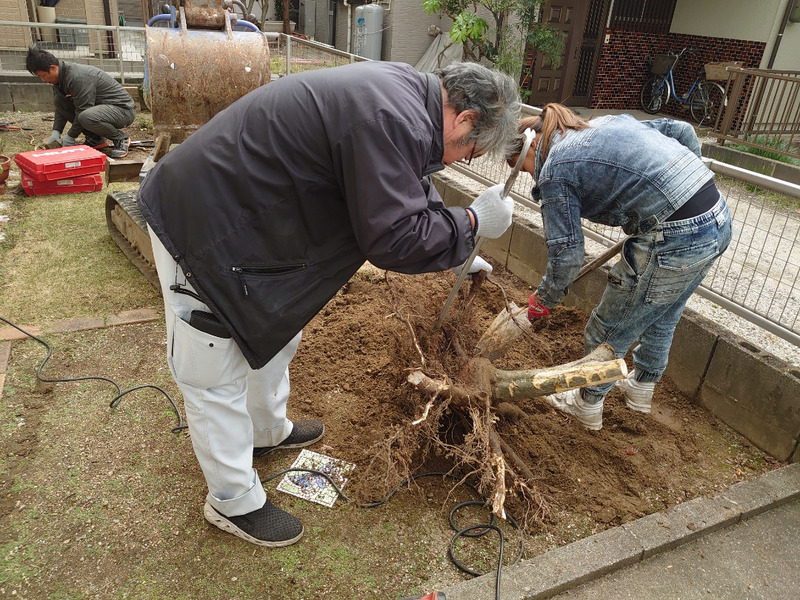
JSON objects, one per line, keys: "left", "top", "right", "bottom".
{"left": 705, "top": 61, "right": 744, "bottom": 80}
{"left": 650, "top": 54, "right": 677, "bottom": 75}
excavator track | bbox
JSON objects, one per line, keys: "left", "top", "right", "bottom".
{"left": 105, "top": 190, "right": 161, "bottom": 292}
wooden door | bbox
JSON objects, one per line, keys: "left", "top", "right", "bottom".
{"left": 561, "top": 0, "right": 611, "bottom": 106}
{"left": 525, "top": 1, "right": 584, "bottom": 107}
{"left": 525, "top": 0, "right": 611, "bottom": 108}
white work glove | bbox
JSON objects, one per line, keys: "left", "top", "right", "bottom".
{"left": 451, "top": 256, "right": 493, "bottom": 277}
{"left": 61, "top": 133, "right": 77, "bottom": 146}
{"left": 468, "top": 183, "right": 514, "bottom": 239}
{"left": 46, "top": 130, "right": 61, "bottom": 144}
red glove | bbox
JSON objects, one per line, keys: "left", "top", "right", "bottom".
{"left": 528, "top": 293, "right": 550, "bottom": 321}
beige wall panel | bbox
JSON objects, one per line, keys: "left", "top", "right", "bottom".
{"left": 671, "top": 0, "right": 781, "bottom": 41}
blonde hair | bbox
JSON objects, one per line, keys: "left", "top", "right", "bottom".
{"left": 508, "top": 103, "right": 591, "bottom": 165}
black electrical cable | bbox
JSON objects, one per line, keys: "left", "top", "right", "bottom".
{"left": 262, "top": 468, "right": 523, "bottom": 600}
{"left": 0, "top": 315, "right": 187, "bottom": 433}
{"left": 2, "top": 313, "right": 519, "bottom": 595}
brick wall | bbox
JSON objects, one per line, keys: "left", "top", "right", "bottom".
{"left": 0, "top": 1, "right": 33, "bottom": 52}
{"left": 590, "top": 29, "right": 765, "bottom": 114}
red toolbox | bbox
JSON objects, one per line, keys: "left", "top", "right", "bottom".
{"left": 21, "top": 171, "right": 104, "bottom": 196}
{"left": 14, "top": 145, "right": 107, "bottom": 181}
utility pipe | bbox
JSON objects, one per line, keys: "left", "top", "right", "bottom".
{"left": 343, "top": 0, "right": 352, "bottom": 54}
{"left": 767, "top": 0, "right": 795, "bottom": 69}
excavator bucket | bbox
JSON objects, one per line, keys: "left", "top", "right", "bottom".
{"left": 106, "top": 0, "right": 271, "bottom": 289}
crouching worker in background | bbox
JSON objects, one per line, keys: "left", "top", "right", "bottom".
{"left": 26, "top": 46, "right": 136, "bottom": 158}
{"left": 509, "top": 104, "right": 731, "bottom": 431}
{"left": 137, "top": 60, "right": 520, "bottom": 547}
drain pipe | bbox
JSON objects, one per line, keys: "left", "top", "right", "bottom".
{"left": 767, "top": 0, "right": 794, "bottom": 69}
{"left": 343, "top": 0, "right": 352, "bottom": 54}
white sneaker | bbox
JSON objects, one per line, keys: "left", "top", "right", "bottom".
{"left": 544, "top": 388, "right": 603, "bottom": 431}
{"left": 615, "top": 374, "right": 655, "bottom": 414}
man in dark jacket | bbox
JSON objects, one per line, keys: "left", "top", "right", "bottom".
{"left": 138, "top": 60, "right": 520, "bottom": 547}
{"left": 26, "top": 46, "right": 136, "bottom": 158}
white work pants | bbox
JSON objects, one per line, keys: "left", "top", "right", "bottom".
{"left": 150, "top": 229, "right": 300, "bottom": 517}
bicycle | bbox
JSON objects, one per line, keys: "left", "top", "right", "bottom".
{"left": 640, "top": 47, "right": 727, "bottom": 126}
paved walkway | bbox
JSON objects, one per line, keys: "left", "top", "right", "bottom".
{"left": 442, "top": 463, "right": 800, "bottom": 600}
{"left": 550, "top": 497, "right": 800, "bottom": 600}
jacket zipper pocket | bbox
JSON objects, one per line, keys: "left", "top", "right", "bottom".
{"left": 231, "top": 264, "right": 307, "bottom": 296}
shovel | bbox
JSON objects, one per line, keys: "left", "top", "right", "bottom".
{"left": 435, "top": 128, "right": 536, "bottom": 329}
{"left": 474, "top": 236, "right": 628, "bottom": 358}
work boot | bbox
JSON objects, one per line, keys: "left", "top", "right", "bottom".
{"left": 109, "top": 136, "right": 130, "bottom": 159}
{"left": 203, "top": 499, "right": 303, "bottom": 547}
{"left": 253, "top": 419, "right": 325, "bottom": 458}
{"left": 84, "top": 134, "right": 109, "bottom": 150}
{"left": 543, "top": 388, "right": 603, "bottom": 431}
{"left": 615, "top": 372, "right": 655, "bottom": 414}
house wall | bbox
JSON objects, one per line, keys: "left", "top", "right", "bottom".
{"left": 590, "top": 30, "right": 764, "bottom": 112}
{"left": 0, "top": 0, "right": 33, "bottom": 52}
{"left": 671, "top": 0, "right": 781, "bottom": 41}
{"left": 672, "top": 0, "right": 800, "bottom": 70}
{"left": 380, "top": 1, "right": 451, "bottom": 65}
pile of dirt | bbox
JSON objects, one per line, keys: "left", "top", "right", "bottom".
{"left": 290, "top": 264, "right": 780, "bottom": 541}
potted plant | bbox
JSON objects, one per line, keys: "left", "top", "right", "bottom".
{"left": 0, "top": 153, "right": 11, "bottom": 195}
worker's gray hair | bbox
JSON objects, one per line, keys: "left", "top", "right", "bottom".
{"left": 436, "top": 62, "right": 521, "bottom": 158}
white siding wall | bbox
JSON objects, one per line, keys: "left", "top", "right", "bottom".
{"left": 671, "top": 0, "right": 781, "bottom": 41}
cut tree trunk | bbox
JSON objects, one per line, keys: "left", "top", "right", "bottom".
{"left": 407, "top": 343, "right": 626, "bottom": 406}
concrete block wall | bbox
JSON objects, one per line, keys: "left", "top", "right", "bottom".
{"left": 0, "top": 79, "right": 53, "bottom": 112}
{"left": 432, "top": 170, "right": 800, "bottom": 463}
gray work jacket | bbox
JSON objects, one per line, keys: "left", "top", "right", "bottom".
{"left": 138, "top": 61, "right": 475, "bottom": 369}
{"left": 52, "top": 61, "right": 135, "bottom": 134}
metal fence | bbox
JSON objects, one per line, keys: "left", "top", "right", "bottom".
{"left": 715, "top": 67, "right": 800, "bottom": 162}
{"left": 0, "top": 21, "right": 147, "bottom": 84}
{"left": 0, "top": 20, "right": 365, "bottom": 85}
{"left": 1, "top": 19, "right": 799, "bottom": 347}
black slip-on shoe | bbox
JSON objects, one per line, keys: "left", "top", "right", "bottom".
{"left": 253, "top": 419, "right": 325, "bottom": 458}
{"left": 203, "top": 499, "right": 303, "bottom": 547}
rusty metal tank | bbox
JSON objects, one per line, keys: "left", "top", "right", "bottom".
{"left": 143, "top": 0, "right": 271, "bottom": 143}
{"left": 106, "top": 0, "right": 272, "bottom": 289}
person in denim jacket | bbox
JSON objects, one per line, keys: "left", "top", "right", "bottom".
{"left": 509, "top": 104, "right": 731, "bottom": 430}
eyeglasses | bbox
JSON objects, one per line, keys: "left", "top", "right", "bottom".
{"left": 461, "top": 142, "right": 479, "bottom": 166}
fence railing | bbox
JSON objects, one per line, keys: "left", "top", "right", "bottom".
{"left": 0, "top": 20, "right": 365, "bottom": 85}
{"left": 1, "top": 19, "right": 798, "bottom": 347}
{"left": 714, "top": 67, "right": 800, "bottom": 162}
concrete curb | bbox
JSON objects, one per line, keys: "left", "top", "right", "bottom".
{"left": 0, "top": 307, "right": 160, "bottom": 342}
{"left": 441, "top": 463, "right": 800, "bottom": 600}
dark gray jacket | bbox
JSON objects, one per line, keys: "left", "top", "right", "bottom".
{"left": 53, "top": 61, "right": 135, "bottom": 133}
{"left": 138, "top": 61, "right": 475, "bottom": 369}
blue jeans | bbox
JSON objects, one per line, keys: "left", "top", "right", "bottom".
{"left": 581, "top": 196, "right": 732, "bottom": 404}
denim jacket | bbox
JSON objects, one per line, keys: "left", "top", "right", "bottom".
{"left": 532, "top": 114, "right": 713, "bottom": 307}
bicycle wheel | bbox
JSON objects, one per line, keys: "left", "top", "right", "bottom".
{"left": 640, "top": 74, "right": 670, "bottom": 114}
{"left": 689, "top": 81, "right": 726, "bottom": 126}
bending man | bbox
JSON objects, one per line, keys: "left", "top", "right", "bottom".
{"left": 138, "top": 61, "right": 520, "bottom": 547}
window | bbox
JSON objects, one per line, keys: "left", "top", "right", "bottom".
{"left": 609, "top": 0, "right": 677, "bottom": 33}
